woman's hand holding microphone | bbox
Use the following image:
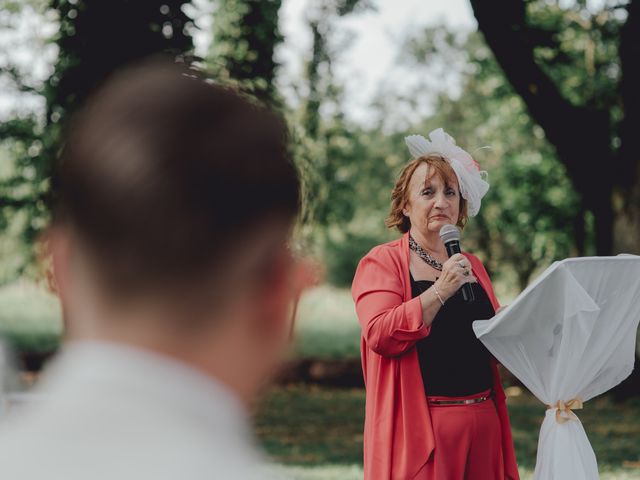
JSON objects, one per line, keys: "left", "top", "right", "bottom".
{"left": 432, "top": 253, "right": 477, "bottom": 304}
{"left": 419, "top": 253, "right": 477, "bottom": 327}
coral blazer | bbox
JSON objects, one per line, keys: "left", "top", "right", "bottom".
{"left": 352, "top": 232, "right": 519, "bottom": 480}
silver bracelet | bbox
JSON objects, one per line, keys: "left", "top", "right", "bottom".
{"left": 432, "top": 283, "right": 445, "bottom": 306}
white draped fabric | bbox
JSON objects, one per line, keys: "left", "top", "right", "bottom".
{"left": 473, "top": 256, "right": 640, "bottom": 479}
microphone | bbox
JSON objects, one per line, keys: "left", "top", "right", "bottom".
{"left": 439, "top": 224, "right": 475, "bottom": 303}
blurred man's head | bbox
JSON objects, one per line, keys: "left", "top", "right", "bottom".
{"left": 48, "top": 59, "right": 303, "bottom": 403}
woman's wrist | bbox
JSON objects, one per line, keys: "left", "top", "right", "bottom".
{"left": 433, "top": 279, "right": 450, "bottom": 303}
{"left": 432, "top": 282, "right": 445, "bottom": 306}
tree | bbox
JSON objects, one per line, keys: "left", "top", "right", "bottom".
{"left": 48, "top": 0, "right": 194, "bottom": 124}
{"left": 469, "top": 0, "right": 640, "bottom": 256}
{"left": 0, "top": 0, "right": 56, "bottom": 279}
{"left": 399, "top": 26, "right": 583, "bottom": 290}
{"left": 292, "top": 1, "right": 388, "bottom": 285}
{"left": 208, "top": 0, "right": 283, "bottom": 103}
{"left": 0, "top": 0, "right": 195, "bottom": 280}
{"left": 300, "top": 0, "right": 372, "bottom": 223}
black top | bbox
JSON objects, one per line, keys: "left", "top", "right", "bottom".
{"left": 411, "top": 273, "right": 495, "bottom": 397}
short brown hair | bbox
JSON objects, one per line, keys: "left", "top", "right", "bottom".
{"left": 385, "top": 154, "right": 468, "bottom": 233}
{"left": 51, "top": 59, "right": 300, "bottom": 302}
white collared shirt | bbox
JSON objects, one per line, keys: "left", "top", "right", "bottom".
{"left": 0, "top": 341, "right": 279, "bottom": 480}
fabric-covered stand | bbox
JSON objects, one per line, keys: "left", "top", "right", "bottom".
{"left": 473, "top": 256, "right": 640, "bottom": 479}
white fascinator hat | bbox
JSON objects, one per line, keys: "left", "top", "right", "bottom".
{"left": 405, "top": 128, "right": 489, "bottom": 217}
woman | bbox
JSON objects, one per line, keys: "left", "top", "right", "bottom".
{"left": 352, "top": 129, "right": 519, "bottom": 480}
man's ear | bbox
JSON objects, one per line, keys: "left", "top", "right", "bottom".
{"left": 253, "top": 249, "right": 295, "bottom": 337}
{"left": 253, "top": 249, "right": 318, "bottom": 340}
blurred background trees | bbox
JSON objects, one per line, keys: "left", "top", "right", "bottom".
{"left": 471, "top": 0, "right": 639, "bottom": 256}
{"left": 208, "top": 0, "right": 281, "bottom": 102}
{"left": 0, "top": 0, "right": 637, "bottom": 304}
{"left": 0, "top": 0, "right": 194, "bottom": 282}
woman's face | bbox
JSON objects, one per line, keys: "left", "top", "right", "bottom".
{"left": 402, "top": 162, "right": 461, "bottom": 236}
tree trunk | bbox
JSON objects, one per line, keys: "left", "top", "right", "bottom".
{"left": 469, "top": 0, "right": 615, "bottom": 255}
{"left": 303, "top": 20, "right": 325, "bottom": 140}
{"left": 614, "top": 162, "right": 640, "bottom": 254}
{"left": 589, "top": 183, "right": 614, "bottom": 256}
{"left": 614, "top": 0, "right": 640, "bottom": 255}
{"left": 572, "top": 204, "right": 586, "bottom": 256}
{"left": 516, "top": 261, "right": 537, "bottom": 291}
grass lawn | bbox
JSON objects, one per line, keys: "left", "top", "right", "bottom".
{"left": 2, "top": 283, "right": 640, "bottom": 477}
{"left": 291, "top": 285, "right": 360, "bottom": 360}
{"left": 0, "top": 282, "right": 62, "bottom": 354}
{"left": 256, "top": 384, "right": 640, "bottom": 479}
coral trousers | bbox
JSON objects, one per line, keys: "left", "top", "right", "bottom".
{"left": 416, "top": 390, "right": 505, "bottom": 480}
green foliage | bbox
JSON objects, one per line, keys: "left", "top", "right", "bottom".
{"left": 289, "top": 1, "right": 394, "bottom": 284}
{"left": 0, "top": 0, "right": 615, "bottom": 292}
{"left": 322, "top": 231, "right": 387, "bottom": 288}
{"left": 0, "top": 1, "right": 53, "bottom": 279}
{"left": 0, "top": 116, "right": 50, "bottom": 268}
{"left": 295, "top": 0, "right": 374, "bottom": 225}
{"left": 349, "top": 25, "right": 585, "bottom": 290}
{"left": 429, "top": 30, "right": 584, "bottom": 288}
{"left": 469, "top": 0, "right": 640, "bottom": 255}
{"left": 300, "top": 21, "right": 584, "bottom": 289}
{"left": 208, "top": 0, "right": 283, "bottom": 103}
{"left": 526, "top": 1, "right": 624, "bottom": 111}
{"left": 292, "top": 119, "right": 400, "bottom": 285}
{"left": 0, "top": 0, "right": 195, "bottom": 283}
{"left": 48, "top": 0, "right": 194, "bottom": 122}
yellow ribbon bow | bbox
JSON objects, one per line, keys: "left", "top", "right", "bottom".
{"left": 548, "top": 398, "right": 584, "bottom": 424}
